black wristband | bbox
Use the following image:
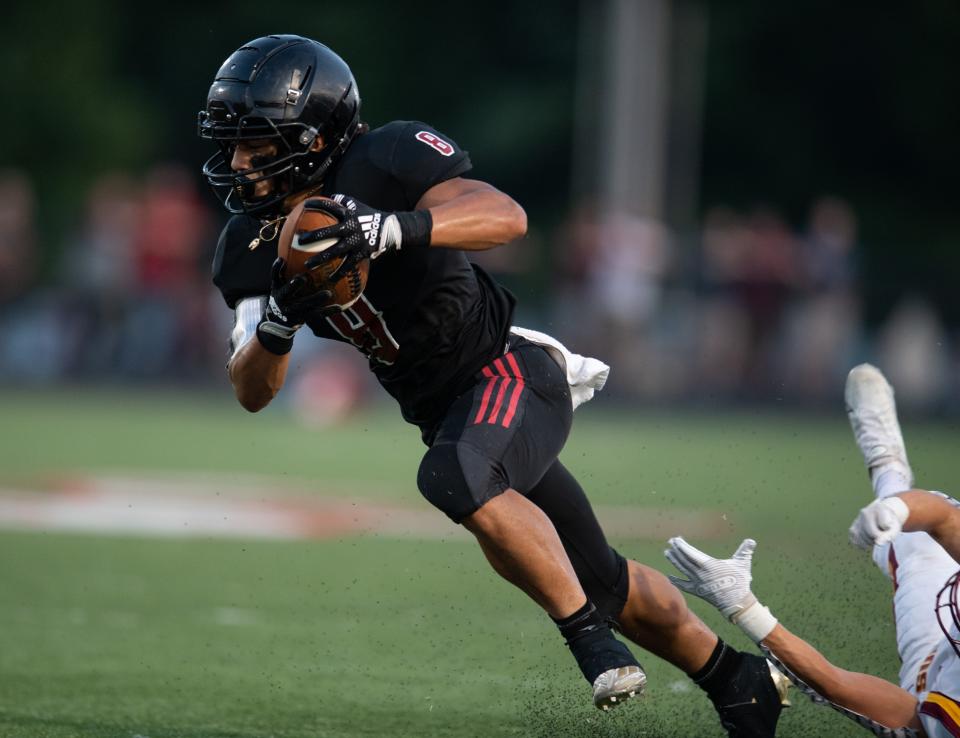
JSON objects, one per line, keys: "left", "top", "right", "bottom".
{"left": 395, "top": 209, "right": 433, "bottom": 248}
{"left": 256, "top": 321, "right": 295, "bottom": 355}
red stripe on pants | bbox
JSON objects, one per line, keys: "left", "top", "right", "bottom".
{"left": 485, "top": 357, "right": 512, "bottom": 424}
{"left": 501, "top": 353, "right": 526, "bottom": 427}
{"left": 487, "top": 376, "right": 513, "bottom": 424}
{"left": 473, "top": 366, "right": 497, "bottom": 424}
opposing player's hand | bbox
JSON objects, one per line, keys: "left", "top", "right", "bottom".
{"left": 666, "top": 537, "right": 779, "bottom": 643}
{"left": 256, "top": 258, "right": 333, "bottom": 355}
{"left": 848, "top": 496, "right": 910, "bottom": 550}
{"left": 665, "top": 537, "right": 759, "bottom": 619}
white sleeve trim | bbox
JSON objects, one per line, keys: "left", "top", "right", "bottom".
{"left": 230, "top": 296, "right": 267, "bottom": 358}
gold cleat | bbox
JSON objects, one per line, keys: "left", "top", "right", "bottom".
{"left": 767, "top": 659, "right": 792, "bottom": 707}
{"left": 592, "top": 665, "right": 647, "bottom": 711}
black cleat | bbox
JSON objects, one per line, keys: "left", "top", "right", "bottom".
{"left": 709, "top": 653, "right": 790, "bottom": 737}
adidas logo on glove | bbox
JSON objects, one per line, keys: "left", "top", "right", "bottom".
{"left": 359, "top": 213, "right": 382, "bottom": 248}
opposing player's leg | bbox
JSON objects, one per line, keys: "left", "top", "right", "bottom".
{"left": 845, "top": 363, "right": 958, "bottom": 691}
{"left": 417, "top": 338, "right": 643, "bottom": 710}
{"left": 845, "top": 363, "right": 913, "bottom": 502}
{"left": 528, "top": 459, "right": 788, "bottom": 736}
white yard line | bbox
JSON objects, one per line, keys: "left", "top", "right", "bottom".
{"left": 0, "top": 474, "right": 727, "bottom": 541}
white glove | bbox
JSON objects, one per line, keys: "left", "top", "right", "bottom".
{"left": 665, "top": 537, "right": 778, "bottom": 643}
{"left": 848, "top": 496, "right": 910, "bottom": 549}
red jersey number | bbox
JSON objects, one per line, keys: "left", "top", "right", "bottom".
{"left": 325, "top": 294, "right": 400, "bottom": 365}
{"left": 415, "top": 131, "right": 455, "bottom": 157}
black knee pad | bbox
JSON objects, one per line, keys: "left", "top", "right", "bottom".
{"left": 417, "top": 443, "right": 506, "bottom": 523}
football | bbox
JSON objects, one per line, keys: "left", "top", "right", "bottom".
{"left": 277, "top": 197, "right": 370, "bottom": 311}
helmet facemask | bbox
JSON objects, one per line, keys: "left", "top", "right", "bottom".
{"left": 935, "top": 571, "right": 960, "bottom": 659}
{"left": 199, "top": 109, "right": 349, "bottom": 218}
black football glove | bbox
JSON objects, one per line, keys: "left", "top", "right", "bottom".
{"left": 255, "top": 258, "right": 333, "bottom": 355}
{"left": 297, "top": 195, "right": 432, "bottom": 279}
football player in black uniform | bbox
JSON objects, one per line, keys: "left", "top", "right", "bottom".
{"left": 200, "top": 34, "right": 787, "bottom": 734}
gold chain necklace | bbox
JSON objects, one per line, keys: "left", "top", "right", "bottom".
{"left": 248, "top": 216, "right": 285, "bottom": 251}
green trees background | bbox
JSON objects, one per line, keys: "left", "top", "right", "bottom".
{"left": 3, "top": 0, "right": 957, "bottom": 321}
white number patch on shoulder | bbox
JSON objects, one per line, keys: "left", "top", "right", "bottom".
{"left": 415, "top": 131, "right": 454, "bottom": 157}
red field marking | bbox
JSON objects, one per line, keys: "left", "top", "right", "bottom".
{"left": 0, "top": 473, "right": 730, "bottom": 541}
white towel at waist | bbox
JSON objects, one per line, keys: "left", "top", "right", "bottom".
{"left": 509, "top": 326, "right": 610, "bottom": 410}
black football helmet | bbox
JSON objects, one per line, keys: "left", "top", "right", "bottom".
{"left": 198, "top": 35, "right": 361, "bottom": 218}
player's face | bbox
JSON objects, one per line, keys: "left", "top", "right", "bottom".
{"left": 230, "top": 139, "right": 279, "bottom": 199}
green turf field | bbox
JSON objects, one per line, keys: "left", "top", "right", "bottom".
{"left": 0, "top": 389, "right": 956, "bottom": 737}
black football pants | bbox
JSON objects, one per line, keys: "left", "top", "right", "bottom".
{"left": 417, "top": 336, "right": 630, "bottom": 622}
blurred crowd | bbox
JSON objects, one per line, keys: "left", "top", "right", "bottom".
{"left": 0, "top": 166, "right": 226, "bottom": 384}
{"left": 0, "top": 167, "right": 955, "bottom": 414}
{"left": 549, "top": 197, "right": 957, "bottom": 412}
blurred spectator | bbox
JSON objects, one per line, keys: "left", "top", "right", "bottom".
{"left": 552, "top": 203, "right": 669, "bottom": 397}
{"left": 134, "top": 164, "right": 211, "bottom": 292}
{"left": 736, "top": 207, "right": 801, "bottom": 394}
{"left": 694, "top": 206, "right": 800, "bottom": 399}
{"left": 694, "top": 206, "right": 751, "bottom": 397}
{"left": 784, "top": 196, "right": 861, "bottom": 399}
{"left": 877, "top": 297, "right": 950, "bottom": 411}
{"left": 551, "top": 199, "right": 606, "bottom": 348}
{"left": 59, "top": 172, "right": 142, "bottom": 376}
{"left": 0, "top": 170, "right": 63, "bottom": 382}
{"left": 119, "top": 163, "right": 215, "bottom": 378}
{"left": 592, "top": 212, "right": 669, "bottom": 330}
{"left": 0, "top": 169, "right": 38, "bottom": 302}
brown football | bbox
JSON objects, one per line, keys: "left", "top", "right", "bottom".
{"left": 277, "top": 197, "right": 370, "bottom": 311}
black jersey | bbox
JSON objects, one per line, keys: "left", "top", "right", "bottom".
{"left": 212, "top": 120, "right": 517, "bottom": 437}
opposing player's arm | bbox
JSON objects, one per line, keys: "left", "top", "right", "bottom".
{"left": 665, "top": 537, "right": 925, "bottom": 735}
{"left": 761, "top": 624, "right": 924, "bottom": 734}
{"left": 850, "top": 490, "right": 960, "bottom": 564}
{"left": 415, "top": 177, "right": 527, "bottom": 251}
{"left": 899, "top": 490, "right": 960, "bottom": 563}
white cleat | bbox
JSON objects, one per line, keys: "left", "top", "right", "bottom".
{"left": 844, "top": 364, "right": 913, "bottom": 484}
{"left": 592, "top": 665, "right": 646, "bottom": 711}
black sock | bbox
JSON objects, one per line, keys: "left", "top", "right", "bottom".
{"left": 553, "top": 601, "right": 638, "bottom": 684}
{"left": 690, "top": 639, "right": 741, "bottom": 699}
{"left": 691, "top": 639, "right": 783, "bottom": 737}
{"left": 552, "top": 601, "right": 604, "bottom": 642}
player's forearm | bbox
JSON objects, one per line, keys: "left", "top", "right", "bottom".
{"left": 417, "top": 180, "right": 527, "bottom": 250}
{"left": 762, "top": 624, "right": 921, "bottom": 730}
{"left": 227, "top": 339, "right": 290, "bottom": 412}
{"left": 900, "top": 490, "right": 960, "bottom": 562}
